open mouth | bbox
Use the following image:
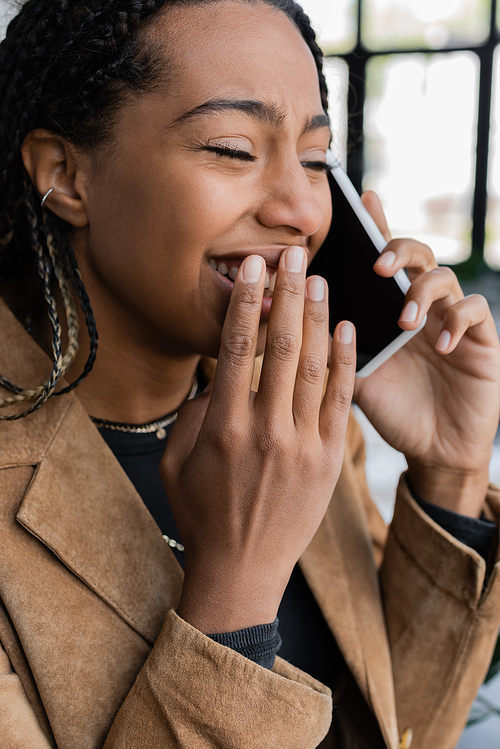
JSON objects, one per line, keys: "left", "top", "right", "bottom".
{"left": 208, "top": 257, "right": 277, "bottom": 297}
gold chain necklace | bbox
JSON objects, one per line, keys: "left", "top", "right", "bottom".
{"left": 90, "top": 374, "right": 198, "bottom": 440}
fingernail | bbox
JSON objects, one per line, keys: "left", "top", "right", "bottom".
{"left": 242, "top": 255, "right": 264, "bottom": 283}
{"left": 436, "top": 329, "right": 451, "bottom": 352}
{"left": 376, "top": 251, "right": 396, "bottom": 268}
{"left": 307, "top": 277, "right": 325, "bottom": 302}
{"left": 285, "top": 246, "right": 305, "bottom": 273}
{"left": 339, "top": 321, "right": 354, "bottom": 344}
{"left": 400, "top": 300, "right": 419, "bottom": 323}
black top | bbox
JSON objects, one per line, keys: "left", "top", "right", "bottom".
{"left": 98, "top": 420, "right": 497, "bottom": 682}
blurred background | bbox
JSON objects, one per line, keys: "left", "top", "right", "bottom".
{"left": 0, "top": 0, "right": 499, "bottom": 745}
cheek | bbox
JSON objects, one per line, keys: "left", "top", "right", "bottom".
{"left": 307, "top": 183, "right": 332, "bottom": 264}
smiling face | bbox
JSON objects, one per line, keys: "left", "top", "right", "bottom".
{"left": 73, "top": 0, "right": 332, "bottom": 361}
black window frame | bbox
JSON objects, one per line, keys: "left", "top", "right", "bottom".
{"left": 328, "top": 0, "right": 499, "bottom": 277}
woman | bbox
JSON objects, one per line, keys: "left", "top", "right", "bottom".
{"left": 0, "top": 1, "right": 499, "bottom": 747}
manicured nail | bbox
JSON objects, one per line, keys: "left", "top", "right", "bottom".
{"left": 376, "top": 251, "right": 396, "bottom": 268}
{"left": 307, "top": 277, "right": 325, "bottom": 302}
{"left": 436, "top": 329, "right": 451, "bottom": 352}
{"left": 242, "top": 255, "right": 265, "bottom": 283}
{"left": 285, "top": 246, "right": 305, "bottom": 273}
{"left": 400, "top": 300, "right": 419, "bottom": 323}
{"left": 339, "top": 321, "right": 354, "bottom": 344}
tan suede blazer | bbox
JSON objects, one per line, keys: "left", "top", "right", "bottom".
{"left": 0, "top": 298, "right": 499, "bottom": 749}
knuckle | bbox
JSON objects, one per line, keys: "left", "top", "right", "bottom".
{"left": 327, "top": 382, "right": 353, "bottom": 410}
{"left": 210, "top": 421, "right": 245, "bottom": 452}
{"left": 279, "top": 276, "right": 304, "bottom": 299}
{"left": 333, "top": 348, "right": 356, "bottom": 369}
{"left": 223, "top": 331, "right": 254, "bottom": 361}
{"left": 306, "top": 308, "right": 328, "bottom": 326}
{"left": 258, "top": 424, "right": 290, "bottom": 458}
{"left": 299, "top": 354, "right": 325, "bottom": 384}
{"left": 267, "top": 331, "right": 300, "bottom": 361}
{"left": 465, "top": 293, "right": 487, "bottom": 308}
{"left": 435, "top": 266, "right": 455, "bottom": 283}
{"left": 235, "top": 286, "right": 263, "bottom": 308}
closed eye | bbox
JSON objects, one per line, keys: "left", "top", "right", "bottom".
{"left": 301, "top": 161, "right": 331, "bottom": 173}
{"left": 202, "top": 143, "right": 255, "bottom": 161}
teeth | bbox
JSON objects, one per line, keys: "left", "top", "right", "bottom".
{"left": 212, "top": 259, "right": 276, "bottom": 293}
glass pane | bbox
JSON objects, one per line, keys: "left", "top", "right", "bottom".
{"left": 363, "top": 52, "right": 479, "bottom": 265}
{"left": 485, "top": 47, "right": 500, "bottom": 269}
{"left": 299, "top": 0, "right": 357, "bottom": 54}
{"left": 362, "top": 0, "right": 491, "bottom": 51}
{"left": 324, "top": 58, "right": 349, "bottom": 168}
{"left": 0, "top": 0, "right": 16, "bottom": 41}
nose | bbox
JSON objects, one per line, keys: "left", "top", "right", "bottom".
{"left": 255, "top": 156, "right": 325, "bottom": 238}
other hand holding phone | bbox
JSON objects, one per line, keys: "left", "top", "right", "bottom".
{"left": 354, "top": 191, "right": 500, "bottom": 518}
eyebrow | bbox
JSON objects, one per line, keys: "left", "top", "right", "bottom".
{"left": 170, "top": 98, "right": 331, "bottom": 135}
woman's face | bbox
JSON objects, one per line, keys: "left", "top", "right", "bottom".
{"left": 75, "top": 0, "right": 332, "bottom": 360}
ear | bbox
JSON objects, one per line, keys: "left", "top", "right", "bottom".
{"left": 21, "top": 130, "right": 91, "bottom": 228}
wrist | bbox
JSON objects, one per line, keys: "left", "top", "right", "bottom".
{"left": 178, "top": 558, "right": 287, "bottom": 633}
{"left": 406, "top": 461, "right": 490, "bottom": 518}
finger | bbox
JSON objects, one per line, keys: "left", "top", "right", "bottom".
{"left": 374, "top": 238, "right": 438, "bottom": 280}
{"left": 361, "top": 191, "right": 392, "bottom": 243}
{"left": 256, "top": 246, "right": 307, "bottom": 414}
{"left": 398, "top": 266, "right": 463, "bottom": 332}
{"left": 292, "top": 276, "right": 329, "bottom": 426}
{"left": 210, "top": 255, "right": 265, "bottom": 415}
{"left": 434, "top": 294, "right": 498, "bottom": 355}
{"left": 319, "top": 321, "right": 356, "bottom": 449}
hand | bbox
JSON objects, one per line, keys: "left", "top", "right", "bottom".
{"left": 161, "top": 247, "right": 356, "bottom": 633}
{"left": 354, "top": 192, "right": 500, "bottom": 517}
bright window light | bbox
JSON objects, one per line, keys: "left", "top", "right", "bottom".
{"left": 363, "top": 52, "right": 479, "bottom": 264}
{"left": 362, "top": 0, "right": 490, "bottom": 50}
{"left": 299, "top": 0, "right": 358, "bottom": 54}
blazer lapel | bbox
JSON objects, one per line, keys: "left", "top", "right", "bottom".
{"left": 16, "top": 396, "right": 183, "bottom": 643}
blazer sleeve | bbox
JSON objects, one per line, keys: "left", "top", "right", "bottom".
{"left": 346, "top": 411, "right": 500, "bottom": 749}
{"left": 103, "top": 610, "right": 332, "bottom": 749}
{"left": 381, "top": 479, "right": 500, "bottom": 749}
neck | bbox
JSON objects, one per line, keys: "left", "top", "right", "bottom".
{"left": 70, "top": 340, "right": 200, "bottom": 425}
{"left": 58, "top": 295, "right": 201, "bottom": 425}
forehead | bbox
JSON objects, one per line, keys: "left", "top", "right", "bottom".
{"left": 145, "top": 1, "right": 324, "bottom": 121}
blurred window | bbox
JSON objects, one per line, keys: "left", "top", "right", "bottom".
{"left": 301, "top": 0, "right": 500, "bottom": 273}
{"left": 486, "top": 46, "right": 500, "bottom": 267}
{"left": 362, "top": 0, "right": 490, "bottom": 50}
{"left": 364, "top": 53, "right": 478, "bottom": 264}
{"left": 300, "top": 0, "right": 358, "bottom": 54}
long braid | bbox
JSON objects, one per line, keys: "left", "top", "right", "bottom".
{"left": 46, "top": 221, "right": 99, "bottom": 397}
{"left": 0, "top": 0, "right": 329, "bottom": 419}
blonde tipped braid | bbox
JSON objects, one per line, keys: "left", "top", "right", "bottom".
{"left": 45, "top": 225, "right": 80, "bottom": 373}
{"left": 0, "top": 215, "right": 80, "bottom": 413}
{"left": 0, "top": 187, "right": 69, "bottom": 418}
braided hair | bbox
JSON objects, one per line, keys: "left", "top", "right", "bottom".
{"left": 0, "top": 0, "right": 328, "bottom": 419}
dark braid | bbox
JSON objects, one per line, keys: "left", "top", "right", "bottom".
{"left": 0, "top": 0, "right": 328, "bottom": 419}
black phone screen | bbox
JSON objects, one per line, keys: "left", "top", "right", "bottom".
{"left": 307, "top": 169, "right": 406, "bottom": 372}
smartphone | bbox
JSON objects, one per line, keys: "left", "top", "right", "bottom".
{"left": 307, "top": 158, "right": 426, "bottom": 377}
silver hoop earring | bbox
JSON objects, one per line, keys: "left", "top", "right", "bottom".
{"left": 40, "top": 187, "right": 55, "bottom": 209}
